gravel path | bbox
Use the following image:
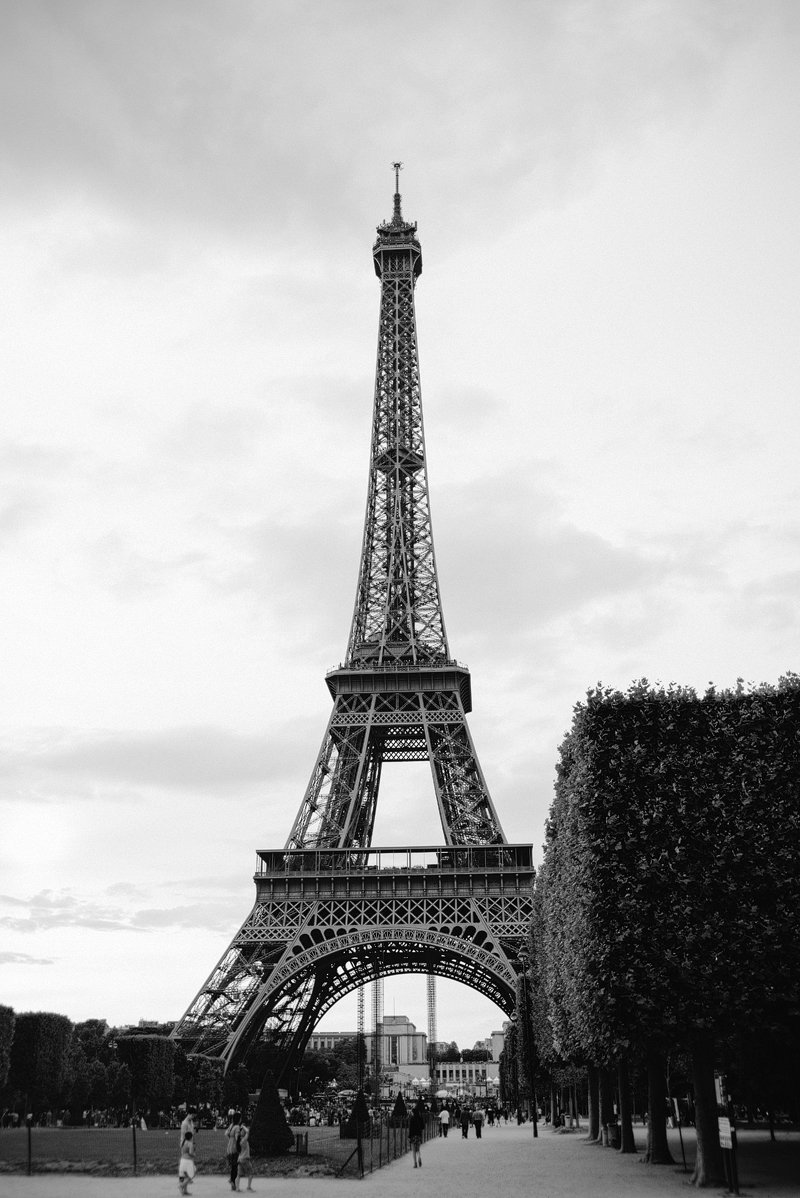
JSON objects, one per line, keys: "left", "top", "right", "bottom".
{"left": 2, "top": 1122, "right": 798, "bottom": 1198}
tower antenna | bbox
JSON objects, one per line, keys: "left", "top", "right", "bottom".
{"left": 391, "top": 160, "right": 404, "bottom": 223}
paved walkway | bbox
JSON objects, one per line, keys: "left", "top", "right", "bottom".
{"left": 2, "top": 1123, "right": 798, "bottom": 1198}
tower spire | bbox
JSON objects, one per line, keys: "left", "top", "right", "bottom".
{"left": 391, "top": 160, "right": 403, "bottom": 224}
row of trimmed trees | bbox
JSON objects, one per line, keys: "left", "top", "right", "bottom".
{"left": 511, "top": 675, "right": 800, "bottom": 1187}
{"left": 0, "top": 1013, "right": 251, "bottom": 1123}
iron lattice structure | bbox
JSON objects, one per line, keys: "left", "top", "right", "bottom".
{"left": 172, "top": 172, "right": 534, "bottom": 1085}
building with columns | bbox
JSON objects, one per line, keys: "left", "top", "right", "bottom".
{"left": 310, "top": 1017, "right": 505, "bottom": 1100}
{"left": 308, "top": 1014, "right": 426, "bottom": 1070}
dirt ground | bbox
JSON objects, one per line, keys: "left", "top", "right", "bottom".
{"left": 1, "top": 1122, "right": 798, "bottom": 1198}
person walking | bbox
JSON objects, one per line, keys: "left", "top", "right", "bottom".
{"left": 225, "top": 1112, "right": 242, "bottom": 1191}
{"left": 460, "top": 1106, "right": 470, "bottom": 1138}
{"left": 439, "top": 1106, "right": 450, "bottom": 1137}
{"left": 235, "top": 1124, "right": 255, "bottom": 1192}
{"left": 473, "top": 1107, "right": 484, "bottom": 1139}
{"left": 178, "top": 1129, "right": 196, "bottom": 1195}
{"left": 409, "top": 1100, "right": 425, "bottom": 1168}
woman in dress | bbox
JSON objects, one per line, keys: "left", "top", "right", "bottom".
{"left": 236, "top": 1124, "right": 255, "bottom": 1192}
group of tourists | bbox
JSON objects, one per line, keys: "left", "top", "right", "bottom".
{"left": 178, "top": 1109, "right": 254, "bottom": 1194}
{"left": 437, "top": 1101, "right": 503, "bottom": 1139}
{"left": 407, "top": 1098, "right": 504, "bottom": 1168}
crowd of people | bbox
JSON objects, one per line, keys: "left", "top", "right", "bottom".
{"left": 436, "top": 1101, "right": 508, "bottom": 1139}
{"left": 407, "top": 1099, "right": 510, "bottom": 1168}
{"left": 285, "top": 1098, "right": 351, "bottom": 1126}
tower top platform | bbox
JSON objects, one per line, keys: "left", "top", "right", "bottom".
{"left": 373, "top": 160, "right": 421, "bottom": 277}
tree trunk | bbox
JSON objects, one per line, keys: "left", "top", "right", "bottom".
{"left": 599, "top": 1067, "right": 615, "bottom": 1146}
{"left": 644, "top": 1051, "right": 673, "bottom": 1164}
{"left": 586, "top": 1064, "right": 600, "bottom": 1141}
{"left": 690, "top": 1033, "right": 725, "bottom": 1188}
{"left": 617, "top": 1058, "right": 637, "bottom": 1153}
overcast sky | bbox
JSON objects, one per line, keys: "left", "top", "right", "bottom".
{"left": 2, "top": 0, "right": 798, "bottom": 1054}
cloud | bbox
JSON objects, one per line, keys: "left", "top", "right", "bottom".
{"left": 0, "top": 498, "right": 44, "bottom": 538}
{"left": 0, "top": 0, "right": 756, "bottom": 245}
{"left": 437, "top": 472, "right": 665, "bottom": 646}
{"left": 0, "top": 890, "right": 138, "bottom": 934}
{"left": 0, "top": 442, "right": 84, "bottom": 542}
{"left": 0, "top": 951, "right": 54, "bottom": 966}
{"left": 0, "top": 878, "right": 249, "bottom": 937}
{"left": 0, "top": 442, "right": 79, "bottom": 476}
{"left": 130, "top": 903, "right": 245, "bottom": 933}
{"left": 0, "top": 723, "right": 316, "bottom": 798}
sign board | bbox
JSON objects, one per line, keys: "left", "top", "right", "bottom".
{"left": 718, "top": 1116, "right": 732, "bottom": 1149}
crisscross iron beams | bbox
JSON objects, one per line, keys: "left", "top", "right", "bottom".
{"left": 349, "top": 231, "right": 445, "bottom": 667}
{"left": 285, "top": 694, "right": 381, "bottom": 850}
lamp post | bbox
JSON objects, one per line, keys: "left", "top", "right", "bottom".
{"left": 518, "top": 950, "right": 538, "bottom": 1138}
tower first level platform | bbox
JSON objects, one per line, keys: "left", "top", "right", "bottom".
{"left": 175, "top": 844, "right": 534, "bottom": 1073}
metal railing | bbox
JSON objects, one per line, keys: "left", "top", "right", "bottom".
{"left": 256, "top": 844, "right": 534, "bottom": 876}
{"left": 0, "top": 1112, "right": 436, "bottom": 1179}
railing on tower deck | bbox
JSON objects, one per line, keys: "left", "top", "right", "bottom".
{"left": 328, "top": 658, "right": 470, "bottom": 672}
{"left": 255, "top": 844, "right": 534, "bottom": 877}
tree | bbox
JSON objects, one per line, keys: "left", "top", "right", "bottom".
{"left": 223, "top": 1063, "right": 251, "bottom": 1116}
{"left": 248, "top": 1070, "right": 294, "bottom": 1155}
{"left": 86, "top": 1059, "right": 108, "bottom": 1109}
{"left": 539, "top": 676, "right": 800, "bottom": 1186}
{"left": 296, "top": 1048, "right": 334, "bottom": 1095}
{"left": 64, "top": 1038, "right": 92, "bottom": 1121}
{"left": 173, "top": 1049, "right": 224, "bottom": 1112}
{"left": 0, "top": 1005, "right": 14, "bottom": 1091}
{"left": 106, "top": 1060, "right": 132, "bottom": 1111}
{"left": 436, "top": 1041, "right": 460, "bottom": 1061}
{"left": 8, "top": 1012, "right": 73, "bottom": 1114}
{"left": 499, "top": 1023, "right": 519, "bottom": 1113}
{"left": 116, "top": 1035, "right": 175, "bottom": 1114}
{"left": 74, "top": 1020, "right": 113, "bottom": 1066}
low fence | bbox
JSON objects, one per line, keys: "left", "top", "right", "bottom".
{"left": 0, "top": 1114, "right": 436, "bottom": 1179}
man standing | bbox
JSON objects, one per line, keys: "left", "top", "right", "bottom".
{"left": 439, "top": 1106, "right": 450, "bottom": 1137}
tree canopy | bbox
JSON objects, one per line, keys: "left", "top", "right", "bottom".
{"left": 535, "top": 675, "right": 800, "bottom": 1185}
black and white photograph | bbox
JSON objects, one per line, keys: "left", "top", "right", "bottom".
{"left": 1, "top": 1, "right": 798, "bottom": 1192}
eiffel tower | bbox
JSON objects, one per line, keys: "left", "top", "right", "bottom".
{"left": 172, "top": 167, "right": 534, "bottom": 1085}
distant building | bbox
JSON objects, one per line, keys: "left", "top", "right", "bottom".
{"left": 310, "top": 1016, "right": 504, "bottom": 1100}
{"left": 479, "top": 1029, "right": 505, "bottom": 1061}
{"left": 118, "top": 1019, "right": 174, "bottom": 1036}
{"left": 432, "top": 1057, "right": 500, "bottom": 1095}
{"left": 309, "top": 1014, "right": 427, "bottom": 1070}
